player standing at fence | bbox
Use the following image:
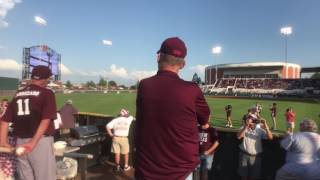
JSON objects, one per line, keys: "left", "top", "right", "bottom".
{"left": 0, "top": 65, "right": 57, "bottom": 180}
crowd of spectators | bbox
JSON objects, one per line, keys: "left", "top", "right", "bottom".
{"left": 217, "top": 79, "right": 236, "bottom": 88}
{"left": 212, "top": 78, "right": 320, "bottom": 90}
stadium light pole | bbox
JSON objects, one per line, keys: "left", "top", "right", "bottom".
{"left": 280, "top": 26, "right": 292, "bottom": 78}
{"left": 212, "top": 46, "right": 222, "bottom": 83}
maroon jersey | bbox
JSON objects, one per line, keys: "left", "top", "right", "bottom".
{"left": 270, "top": 107, "right": 277, "bottom": 117}
{"left": 135, "top": 70, "right": 210, "bottom": 180}
{"left": 199, "top": 127, "right": 219, "bottom": 154}
{"left": 2, "top": 84, "right": 57, "bottom": 138}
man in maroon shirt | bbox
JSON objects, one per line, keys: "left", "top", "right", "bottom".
{"left": 0, "top": 65, "right": 57, "bottom": 180}
{"left": 59, "top": 99, "right": 78, "bottom": 134}
{"left": 135, "top": 37, "right": 211, "bottom": 180}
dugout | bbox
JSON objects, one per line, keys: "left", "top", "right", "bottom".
{"left": 74, "top": 113, "right": 286, "bottom": 180}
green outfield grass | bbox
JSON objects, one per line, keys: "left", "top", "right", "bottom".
{"left": 1, "top": 92, "right": 319, "bottom": 132}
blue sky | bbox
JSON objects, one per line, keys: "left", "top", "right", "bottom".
{"left": 0, "top": 0, "right": 319, "bottom": 85}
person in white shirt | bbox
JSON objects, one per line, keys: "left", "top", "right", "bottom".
{"left": 237, "top": 117, "right": 273, "bottom": 180}
{"left": 276, "top": 119, "right": 320, "bottom": 180}
{"left": 106, "top": 109, "right": 134, "bottom": 171}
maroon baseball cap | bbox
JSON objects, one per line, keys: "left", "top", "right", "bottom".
{"left": 31, "top": 65, "right": 52, "bottom": 80}
{"left": 157, "top": 37, "right": 187, "bottom": 58}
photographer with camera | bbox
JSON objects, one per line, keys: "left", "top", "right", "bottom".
{"left": 237, "top": 116, "right": 273, "bottom": 180}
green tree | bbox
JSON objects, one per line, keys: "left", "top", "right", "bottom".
{"left": 311, "top": 72, "right": 320, "bottom": 79}
{"left": 98, "top": 77, "right": 107, "bottom": 87}
{"left": 65, "top": 80, "right": 73, "bottom": 89}
{"left": 108, "top": 80, "right": 117, "bottom": 87}
{"left": 130, "top": 80, "right": 139, "bottom": 90}
{"left": 86, "top": 80, "right": 96, "bottom": 88}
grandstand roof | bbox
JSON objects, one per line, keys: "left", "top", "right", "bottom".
{"left": 207, "top": 62, "right": 301, "bottom": 69}
{"left": 301, "top": 67, "right": 320, "bottom": 73}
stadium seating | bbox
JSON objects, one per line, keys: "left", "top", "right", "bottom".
{"left": 203, "top": 78, "right": 320, "bottom": 96}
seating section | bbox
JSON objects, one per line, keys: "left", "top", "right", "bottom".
{"left": 212, "top": 78, "right": 320, "bottom": 90}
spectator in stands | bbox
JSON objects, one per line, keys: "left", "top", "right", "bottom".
{"left": 276, "top": 119, "right": 320, "bottom": 180}
{"left": 135, "top": 37, "right": 210, "bottom": 180}
{"left": 0, "top": 99, "right": 17, "bottom": 180}
{"left": 59, "top": 100, "right": 78, "bottom": 134}
{"left": 285, "top": 107, "right": 296, "bottom": 133}
{"left": 269, "top": 103, "right": 277, "bottom": 130}
{"left": 237, "top": 116, "right": 273, "bottom": 180}
{"left": 198, "top": 123, "right": 219, "bottom": 180}
{"left": 106, "top": 109, "right": 134, "bottom": 171}
{"left": 225, "top": 105, "right": 233, "bottom": 127}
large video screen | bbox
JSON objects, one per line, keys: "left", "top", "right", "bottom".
{"left": 29, "top": 46, "right": 60, "bottom": 76}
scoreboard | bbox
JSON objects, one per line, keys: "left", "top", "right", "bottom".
{"left": 22, "top": 45, "right": 61, "bottom": 81}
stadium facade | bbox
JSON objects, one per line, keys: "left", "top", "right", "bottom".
{"left": 205, "top": 62, "right": 301, "bottom": 85}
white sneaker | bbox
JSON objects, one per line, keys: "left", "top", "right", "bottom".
{"left": 123, "top": 165, "right": 131, "bottom": 171}
{"left": 225, "top": 124, "right": 229, "bottom": 127}
{"left": 229, "top": 125, "right": 233, "bottom": 128}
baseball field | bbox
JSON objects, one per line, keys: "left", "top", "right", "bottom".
{"left": 1, "top": 92, "right": 319, "bottom": 132}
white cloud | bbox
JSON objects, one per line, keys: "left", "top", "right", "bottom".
{"left": 34, "top": 16, "right": 47, "bottom": 26}
{"left": 107, "top": 64, "right": 128, "bottom": 78}
{"left": 61, "top": 63, "right": 72, "bottom": 75}
{"left": 0, "top": 19, "right": 8, "bottom": 28}
{"left": 0, "top": 0, "right": 21, "bottom": 29}
{"left": 72, "top": 64, "right": 156, "bottom": 81}
{"left": 102, "top": 40, "right": 112, "bottom": 46}
{"left": 62, "top": 64, "right": 155, "bottom": 85}
{"left": 190, "top": 64, "right": 208, "bottom": 75}
{"left": 130, "top": 70, "right": 156, "bottom": 80}
{"left": 0, "top": 59, "right": 21, "bottom": 71}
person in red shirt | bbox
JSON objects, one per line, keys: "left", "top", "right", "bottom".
{"left": 0, "top": 65, "right": 57, "bottom": 180}
{"left": 285, "top": 107, "right": 296, "bottom": 133}
{"left": 198, "top": 123, "right": 219, "bottom": 180}
{"left": 135, "top": 37, "right": 210, "bottom": 180}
